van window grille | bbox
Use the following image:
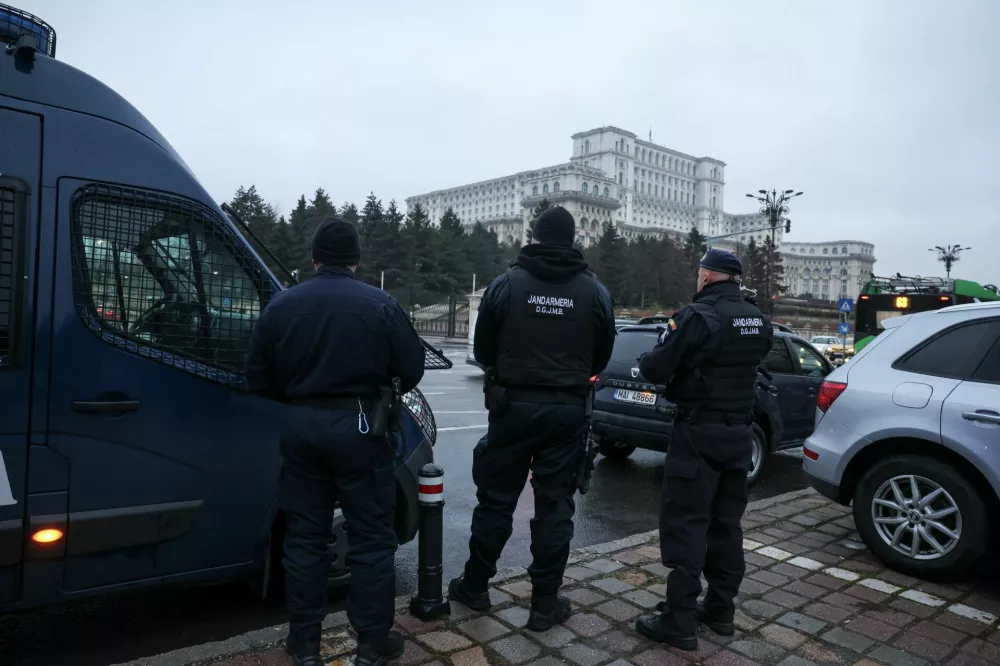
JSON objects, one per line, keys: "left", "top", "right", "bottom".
{"left": 1, "top": 185, "right": 24, "bottom": 368}
{"left": 70, "top": 183, "right": 267, "bottom": 385}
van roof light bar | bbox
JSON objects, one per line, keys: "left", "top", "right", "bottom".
{"left": 1, "top": 4, "right": 56, "bottom": 58}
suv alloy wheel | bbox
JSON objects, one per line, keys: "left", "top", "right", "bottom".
{"left": 853, "top": 455, "right": 989, "bottom": 577}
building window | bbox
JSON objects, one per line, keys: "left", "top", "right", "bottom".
{"left": 553, "top": 181, "right": 560, "bottom": 192}
{"left": 823, "top": 248, "right": 829, "bottom": 254}
{"left": 619, "top": 172, "right": 623, "bottom": 184}
{"left": 582, "top": 182, "right": 589, "bottom": 194}
{"left": 603, "top": 187, "right": 610, "bottom": 197}
{"left": 532, "top": 186, "right": 538, "bottom": 196}
{"left": 585, "top": 140, "right": 590, "bottom": 154}
{"left": 842, "top": 246, "right": 848, "bottom": 254}
{"left": 712, "top": 196, "right": 716, "bottom": 208}
{"left": 542, "top": 184, "right": 549, "bottom": 195}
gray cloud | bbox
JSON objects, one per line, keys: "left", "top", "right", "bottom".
{"left": 23, "top": 0, "right": 999, "bottom": 284}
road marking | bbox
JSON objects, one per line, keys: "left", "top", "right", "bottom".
{"left": 422, "top": 392, "right": 446, "bottom": 396}
{"left": 0, "top": 452, "right": 17, "bottom": 506}
{"left": 438, "top": 425, "right": 489, "bottom": 432}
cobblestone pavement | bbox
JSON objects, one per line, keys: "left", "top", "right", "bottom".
{"left": 189, "top": 491, "right": 1000, "bottom": 666}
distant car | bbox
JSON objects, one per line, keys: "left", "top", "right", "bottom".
{"left": 637, "top": 313, "right": 671, "bottom": 325}
{"left": 615, "top": 319, "right": 637, "bottom": 331}
{"left": 803, "top": 301, "right": 1000, "bottom": 577}
{"left": 809, "top": 336, "right": 840, "bottom": 354}
{"left": 589, "top": 324, "right": 835, "bottom": 484}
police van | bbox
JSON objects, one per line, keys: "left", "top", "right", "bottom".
{"left": 0, "top": 5, "right": 446, "bottom": 612}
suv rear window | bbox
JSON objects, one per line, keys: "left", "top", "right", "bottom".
{"left": 897, "top": 321, "right": 1000, "bottom": 379}
{"left": 611, "top": 330, "right": 659, "bottom": 362}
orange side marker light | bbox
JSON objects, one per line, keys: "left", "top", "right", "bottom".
{"left": 32, "top": 528, "right": 64, "bottom": 544}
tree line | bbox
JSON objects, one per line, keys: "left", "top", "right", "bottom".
{"left": 226, "top": 186, "right": 785, "bottom": 312}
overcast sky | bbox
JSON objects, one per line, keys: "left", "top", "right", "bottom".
{"left": 23, "top": 0, "right": 999, "bottom": 285}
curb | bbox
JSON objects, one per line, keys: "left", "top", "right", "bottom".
{"left": 113, "top": 487, "right": 818, "bottom": 666}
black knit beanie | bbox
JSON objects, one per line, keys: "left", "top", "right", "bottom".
{"left": 531, "top": 207, "right": 576, "bottom": 247}
{"left": 312, "top": 216, "right": 361, "bottom": 266}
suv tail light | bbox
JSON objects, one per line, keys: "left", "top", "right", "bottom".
{"left": 817, "top": 380, "right": 847, "bottom": 413}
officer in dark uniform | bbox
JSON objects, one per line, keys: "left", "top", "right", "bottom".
{"left": 449, "top": 207, "right": 616, "bottom": 631}
{"left": 634, "top": 249, "right": 772, "bottom": 651}
{"left": 246, "top": 217, "right": 425, "bottom": 666}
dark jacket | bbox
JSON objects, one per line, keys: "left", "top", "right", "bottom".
{"left": 639, "top": 280, "right": 772, "bottom": 419}
{"left": 245, "top": 265, "right": 425, "bottom": 401}
{"left": 474, "top": 244, "right": 616, "bottom": 382}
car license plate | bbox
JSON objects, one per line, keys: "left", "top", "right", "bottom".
{"left": 613, "top": 389, "right": 656, "bottom": 406}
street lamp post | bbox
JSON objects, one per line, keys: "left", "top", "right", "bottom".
{"left": 929, "top": 245, "right": 971, "bottom": 278}
{"left": 744, "top": 189, "right": 803, "bottom": 314}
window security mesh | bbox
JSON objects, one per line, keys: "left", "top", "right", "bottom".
{"left": 71, "top": 183, "right": 265, "bottom": 385}
{"left": 1, "top": 185, "right": 22, "bottom": 368}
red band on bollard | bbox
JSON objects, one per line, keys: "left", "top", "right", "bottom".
{"left": 419, "top": 483, "right": 443, "bottom": 494}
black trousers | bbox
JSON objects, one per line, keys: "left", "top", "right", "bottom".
{"left": 659, "top": 418, "right": 751, "bottom": 633}
{"left": 463, "top": 401, "right": 588, "bottom": 598}
{"left": 278, "top": 406, "right": 398, "bottom": 653}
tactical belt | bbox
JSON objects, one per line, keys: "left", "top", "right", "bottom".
{"left": 287, "top": 396, "right": 373, "bottom": 411}
{"left": 505, "top": 388, "right": 588, "bottom": 406}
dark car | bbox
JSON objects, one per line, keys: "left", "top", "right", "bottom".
{"left": 590, "top": 325, "right": 833, "bottom": 483}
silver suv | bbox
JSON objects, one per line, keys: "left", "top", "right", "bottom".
{"left": 803, "top": 302, "right": 1000, "bottom": 577}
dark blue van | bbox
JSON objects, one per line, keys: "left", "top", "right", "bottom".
{"left": 0, "top": 5, "right": 443, "bottom": 611}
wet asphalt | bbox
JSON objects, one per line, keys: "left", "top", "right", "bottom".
{"left": 0, "top": 347, "right": 807, "bottom": 666}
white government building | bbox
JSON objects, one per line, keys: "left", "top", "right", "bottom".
{"left": 405, "top": 126, "right": 876, "bottom": 302}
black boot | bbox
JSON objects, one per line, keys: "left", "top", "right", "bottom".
{"left": 655, "top": 599, "right": 735, "bottom": 636}
{"left": 284, "top": 634, "right": 322, "bottom": 666}
{"left": 356, "top": 630, "right": 406, "bottom": 666}
{"left": 635, "top": 611, "right": 698, "bottom": 651}
{"left": 449, "top": 575, "right": 492, "bottom": 611}
{"left": 527, "top": 595, "right": 572, "bottom": 632}
{"left": 696, "top": 601, "right": 735, "bottom": 636}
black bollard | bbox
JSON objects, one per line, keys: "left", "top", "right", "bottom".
{"left": 409, "top": 463, "right": 450, "bottom": 620}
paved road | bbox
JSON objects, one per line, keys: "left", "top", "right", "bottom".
{"left": 0, "top": 347, "right": 807, "bottom": 666}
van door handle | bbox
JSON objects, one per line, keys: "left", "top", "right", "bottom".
{"left": 962, "top": 411, "right": 1000, "bottom": 425}
{"left": 72, "top": 400, "right": 141, "bottom": 413}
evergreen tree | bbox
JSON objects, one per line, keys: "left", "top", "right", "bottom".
{"left": 761, "top": 235, "right": 786, "bottom": 304}
{"left": 595, "top": 221, "right": 628, "bottom": 301}
{"left": 340, "top": 202, "right": 360, "bottom": 224}
{"left": 432, "top": 208, "right": 473, "bottom": 295}
{"left": 400, "top": 203, "right": 437, "bottom": 307}
{"left": 287, "top": 194, "right": 312, "bottom": 278}
{"left": 682, "top": 227, "right": 708, "bottom": 294}
{"left": 358, "top": 193, "right": 395, "bottom": 289}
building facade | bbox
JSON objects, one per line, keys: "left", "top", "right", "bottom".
{"left": 405, "top": 126, "right": 875, "bottom": 302}
{"left": 781, "top": 241, "right": 877, "bottom": 301}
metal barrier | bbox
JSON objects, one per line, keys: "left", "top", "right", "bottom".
{"left": 409, "top": 463, "right": 450, "bottom": 620}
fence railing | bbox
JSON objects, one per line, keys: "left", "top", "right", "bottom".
{"left": 411, "top": 296, "right": 469, "bottom": 339}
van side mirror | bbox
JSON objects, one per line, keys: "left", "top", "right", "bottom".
{"left": 291, "top": 269, "right": 300, "bottom": 284}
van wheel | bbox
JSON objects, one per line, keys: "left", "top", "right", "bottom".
{"left": 853, "top": 455, "right": 988, "bottom": 578}
{"left": 747, "top": 422, "right": 767, "bottom": 486}
{"left": 599, "top": 439, "right": 636, "bottom": 459}
{"left": 327, "top": 509, "right": 351, "bottom": 594}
